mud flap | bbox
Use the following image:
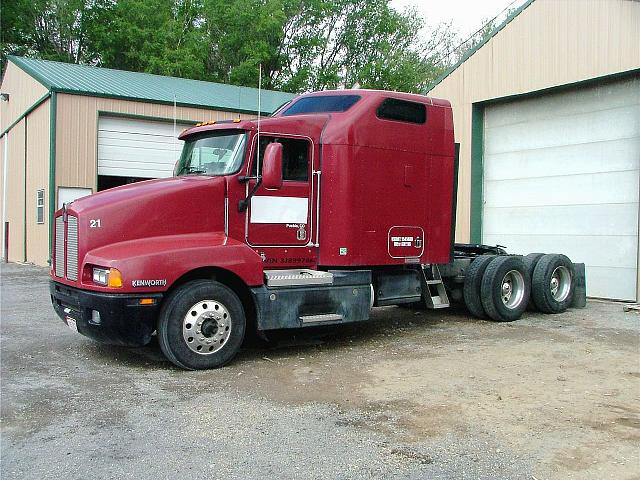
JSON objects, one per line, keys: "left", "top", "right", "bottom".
{"left": 571, "top": 263, "right": 587, "bottom": 308}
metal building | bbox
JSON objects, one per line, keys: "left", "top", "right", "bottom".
{"left": 428, "top": 0, "right": 640, "bottom": 301}
{"left": 0, "top": 57, "right": 294, "bottom": 267}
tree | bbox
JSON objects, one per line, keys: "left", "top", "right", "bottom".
{"left": 1, "top": 0, "right": 115, "bottom": 65}
{"left": 2, "top": 0, "right": 454, "bottom": 94}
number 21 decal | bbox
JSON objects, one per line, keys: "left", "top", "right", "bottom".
{"left": 89, "top": 219, "right": 101, "bottom": 228}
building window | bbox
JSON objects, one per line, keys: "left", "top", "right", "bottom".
{"left": 376, "top": 98, "right": 426, "bottom": 124}
{"left": 36, "top": 189, "right": 45, "bottom": 224}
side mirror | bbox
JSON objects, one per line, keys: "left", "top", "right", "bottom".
{"left": 262, "top": 142, "right": 283, "bottom": 190}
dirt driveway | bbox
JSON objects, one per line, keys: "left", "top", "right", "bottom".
{"left": 1, "top": 263, "right": 639, "bottom": 479}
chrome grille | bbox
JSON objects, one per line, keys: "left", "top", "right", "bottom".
{"left": 54, "top": 216, "right": 65, "bottom": 277}
{"left": 66, "top": 216, "right": 79, "bottom": 281}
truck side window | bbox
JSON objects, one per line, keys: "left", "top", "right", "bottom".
{"left": 376, "top": 98, "right": 426, "bottom": 124}
{"left": 252, "top": 137, "right": 309, "bottom": 181}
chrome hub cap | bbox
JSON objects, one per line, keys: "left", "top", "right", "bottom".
{"left": 550, "top": 266, "right": 571, "bottom": 302}
{"left": 501, "top": 269, "right": 525, "bottom": 309}
{"left": 183, "top": 300, "right": 231, "bottom": 355}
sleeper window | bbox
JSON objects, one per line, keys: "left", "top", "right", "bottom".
{"left": 376, "top": 98, "right": 426, "bottom": 124}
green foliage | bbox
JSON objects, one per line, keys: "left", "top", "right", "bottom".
{"left": 2, "top": 0, "right": 455, "bottom": 93}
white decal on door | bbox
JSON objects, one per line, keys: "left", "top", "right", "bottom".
{"left": 250, "top": 196, "right": 308, "bottom": 224}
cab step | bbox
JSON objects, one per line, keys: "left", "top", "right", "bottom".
{"left": 421, "top": 265, "right": 450, "bottom": 309}
{"left": 264, "top": 269, "right": 333, "bottom": 287}
{"left": 300, "top": 313, "right": 343, "bottom": 324}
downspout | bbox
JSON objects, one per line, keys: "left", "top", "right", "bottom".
{"left": 48, "top": 92, "right": 57, "bottom": 264}
{"left": 2, "top": 131, "right": 7, "bottom": 261}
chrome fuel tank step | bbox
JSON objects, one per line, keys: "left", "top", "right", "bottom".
{"left": 264, "top": 269, "right": 334, "bottom": 287}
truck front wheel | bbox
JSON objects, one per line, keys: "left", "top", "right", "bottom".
{"left": 158, "top": 280, "right": 246, "bottom": 370}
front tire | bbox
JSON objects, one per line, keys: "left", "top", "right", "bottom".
{"left": 158, "top": 280, "right": 246, "bottom": 370}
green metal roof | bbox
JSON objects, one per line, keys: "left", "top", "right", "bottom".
{"left": 8, "top": 55, "right": 295, "bottom": 114}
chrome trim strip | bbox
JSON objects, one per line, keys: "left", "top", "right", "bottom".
{"left": 54, "top": 216, "right": 64, "bottom": 277}
{"left": 66, "top": 216, "right": 78, "bottom": 281}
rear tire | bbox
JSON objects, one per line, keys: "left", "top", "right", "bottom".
{"left": 463, "top": 255, "right": 496, "bottom": 319}
{"left": 158, "top": 280, "right": 246, "bottom": 370}
{"left": 531, "top": 254, "right": 575, "bottom": 314}
{"left": 481, "top": 256, "right": 530, "bottom": 322}
{"left": 524, "top": 253, "right": 545, "bottom": 311}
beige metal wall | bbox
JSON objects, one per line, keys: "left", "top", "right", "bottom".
{"left": 0, "top": 62, "right": 50, "bottom": 263}
{"left": 3, "top": 120, "right": 26, "bottom": 262}
{"left": 55, "top": 94, "right": 254, "bottom": 196}
{"left": 428, "top": 0, "right": 640, "bottom": 243}
{"left": 25, "top": 102, "right": 51, "bottom": 265}
{"left": 0, "top": 62, "right": 49, "bottom": 132}
{"left": 0, "top": 100, "right": 50, "bottom": 265}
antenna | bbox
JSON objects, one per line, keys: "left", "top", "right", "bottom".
{"left": 173, "top": 93, "right": 177, "bottom": 167}
{"left": 256, "top": 64, "right": 262, "bottom": 177}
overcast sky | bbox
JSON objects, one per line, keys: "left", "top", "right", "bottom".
{"left": 391, "top": 0, "right": 529, "bottom": 38}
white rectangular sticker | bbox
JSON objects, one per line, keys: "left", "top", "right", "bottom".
{"left": 66, "top": 317, "right": 78, "bottom": 333}
{"left": 250, "top": 196, "right": 308, "bottom": 224}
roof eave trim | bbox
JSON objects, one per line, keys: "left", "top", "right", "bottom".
{"left": 426, "top": 0, "right": 536, "bottom": 93}
{"left": 51, "top": 88, "right": 277, "bottom": 116}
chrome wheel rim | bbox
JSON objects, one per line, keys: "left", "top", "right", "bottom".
{"left": 182, "top": 300, "right": 231, "bottom": 355}
{"left": 550, "top": 266, "right": 571, "bottom": 302}
{"left": 501, "top": 269, "right": 525, "bottom": 309}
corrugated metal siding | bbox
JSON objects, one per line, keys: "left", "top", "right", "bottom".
{"left": 25, "top": 101, "right": 50, "bottom": 266}
{"left": 55, "top": 94, "right": 253, "bottom": 195}
{"left": 0, "top": 62, "right": 48, "bottom": 132}
{"left": 4, "top": 120, "right": 26, "bottom": 262}
{"left": 429, "top": 0, "right": 640, "bottom": 243}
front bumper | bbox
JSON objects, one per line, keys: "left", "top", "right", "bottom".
{"left": 50, "top": 281, "right": 163, "bottom": 347}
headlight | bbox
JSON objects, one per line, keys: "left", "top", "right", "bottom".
{"left": 93, "top": 268, "right": 108, "bottom": 285}
{"left": 92, "top": 267, "right": 123, "bottom": 288}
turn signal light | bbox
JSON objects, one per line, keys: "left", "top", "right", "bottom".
{"left": 107, "top": 268, "right": 123, "bottom": 288}
{"left": 139, "top": 298, "right": 155, "bottom": 305}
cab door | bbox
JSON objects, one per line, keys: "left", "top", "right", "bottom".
{"left": 246, "top": 135, "right": 314, "bottom": 247}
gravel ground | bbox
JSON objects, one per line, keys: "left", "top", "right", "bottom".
{"left": 1, "top": 263, "right": 638, "bottom": 480}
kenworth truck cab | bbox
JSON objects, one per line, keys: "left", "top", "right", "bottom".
{"left": 50, "top": 89, "right": 584, "bottom": 369}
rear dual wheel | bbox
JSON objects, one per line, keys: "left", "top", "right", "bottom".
{"left": 531, "top": 254, "right": 575, "bottom": 313}
{"left": 464, "top": 255, "right": 530, "bottom": 322}
{"left": 480, "top": 256, "right": 530, "bottom": 322}
{"left": 463, "top": 255, "right": 496, "bottom": 319}
{"left": 464, "top": 253, "right": 575, "bottom": 321}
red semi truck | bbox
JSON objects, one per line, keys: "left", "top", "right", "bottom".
{"left": 50, "top": 89, "right": 584, "bottom": 369}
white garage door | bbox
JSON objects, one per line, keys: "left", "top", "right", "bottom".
{"left": 98, "top": 116, "right": 190, "bottom": 179}
{"left": 483, "top": 77, "right": 640, "bottom": 301}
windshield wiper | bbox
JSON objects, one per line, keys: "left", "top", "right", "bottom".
{"left": 179, "top": 165, "right": 206, "bottom": 175}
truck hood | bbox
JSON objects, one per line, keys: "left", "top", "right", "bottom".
{"left": 65, "top": 176, "right": 226, "bottom": 256}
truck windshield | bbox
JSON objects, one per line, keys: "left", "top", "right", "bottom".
{"left": 176, "top": 132, "right": 247, "bottom": 176}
